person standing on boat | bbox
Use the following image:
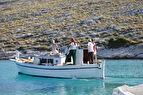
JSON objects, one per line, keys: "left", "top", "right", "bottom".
{"left": 93, "top": 41, "right": 97, "bottom": 62}
{"left": 65, "top": 38, "right": 77, "bottom": 65}
{"left": 51, "top": 39, "right": 59, "bottom": 54}
{"left": 88, "top": 39, "right": 96, "bottom": 64}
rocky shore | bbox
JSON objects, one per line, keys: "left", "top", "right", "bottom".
{"left": 98, "top": 43, "right": 143, "bottom": 59}
{"left": 1, "top": 43, "right": 143, "bottom": 60}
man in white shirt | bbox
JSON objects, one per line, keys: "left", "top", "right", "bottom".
{"left": 65, "top": 38, "right": 77, "bottom": 65}
{"left": 88, "top": 39, "right": 95, "bottom": 64}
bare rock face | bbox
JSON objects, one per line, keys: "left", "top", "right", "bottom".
{"left": 97, "top": 44, "right": 143, "bottom": 59}
{"left": 0, "top": 43, "right": 143, "bottom": 60}
{"left": 0, "top": 50, "right": 15, "bottom": 60}
{"left": 0, "top": 44, "right": 143, "bottom": 60}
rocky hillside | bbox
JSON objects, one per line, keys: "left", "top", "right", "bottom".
{"left": 0, "top": 0, "right": 143, "bottom": 59}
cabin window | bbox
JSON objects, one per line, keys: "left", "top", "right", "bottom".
{"left": 47, "top": 59, "right": 53, "bottom": 64}
{"left": 40, "top": 58, "right": 47, "bottom": 63}
{"left": 55, "top": 60, "right": 58, "bottom": 63}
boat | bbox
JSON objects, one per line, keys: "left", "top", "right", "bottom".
{"left": 11, "top": 49, "right": 105, "bottom": 79}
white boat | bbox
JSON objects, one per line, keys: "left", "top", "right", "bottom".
{"left": 12, "top": 49, "right": 105, "bottom": 79}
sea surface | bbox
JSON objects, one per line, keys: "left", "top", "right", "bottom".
{"left": 0, "top": 60, "right": 143, "bottom": 95}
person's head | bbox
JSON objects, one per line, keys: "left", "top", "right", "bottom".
{"left": 51, "top": 39, "right": 55, "bottom": 44}
{"left": 88, "top": 39, "right": 92, "bottom": 42}
{"left": 71, "top": 37, "right": 76, "bottom": 43}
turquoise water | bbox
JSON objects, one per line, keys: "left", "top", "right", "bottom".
{"left": 0, "top": 60, "right": 143, "bottom": 95}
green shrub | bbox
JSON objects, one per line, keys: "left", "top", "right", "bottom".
{"left": 107, "top": 36, "right": 136, "bottom": 48}
{"left": 17, "top": 46, "right": 29, "bottom": 50}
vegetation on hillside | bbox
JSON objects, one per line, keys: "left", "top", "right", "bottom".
{"left": 0, "top": 0, "right": 143, "bottom": 51}
{"left": 107, "top": 36, "right": 136, "bottom": 48}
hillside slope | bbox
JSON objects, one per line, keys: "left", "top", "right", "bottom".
{"left": 0, "top": 0, "right": 143, "bottom": 58}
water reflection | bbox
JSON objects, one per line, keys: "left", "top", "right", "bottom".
{"left": 15, "top": 75, "right": 105, "bottom": 95}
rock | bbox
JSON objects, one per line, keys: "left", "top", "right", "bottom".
{"left": 136, "top": 54, "right": 143, "bottom": 58}
{"left": 60, "top": 13, "right": 72, "bottom": 17}
{"left": 107, "top": 24, "right": 124, "bottom": 31}
{"left": 16, "top": 33, "right": 33, "bottom": 39}
{"left": 88, "top": 33, "right": 97, "bottom": 37}
{"left": 112, "top": 8, "right": 143, "bottom": 16}
{"left": 44, "top": 30, "right": 57, "bottom": 35}
{"left": 0, "top": 0, "right": 16, "bottom": 5}
{"left": 0, "top": 50, "right": 15, "bottom": 59}
{"left": 15, "top": 29, "right": 24, "bottom": 33}
{"left": 0, "top": 17, "right": 19, "bottom": 23}
{"left": 97, "top": 44, "right": 143, "bottom": 59}
{"left": 33, "top": 24, "right": 44, "bottom": 29}
{"left": 39, "top": 8, "right": 49, "bottom": 14}
{"left": 84, "top": 17, "right": 102, "bottom": 24}
{"left": 31, "top": 12, "right": 42, "bottom": 16}
{"left": 112, "top": 84, "right": 143, "bottom": 95}
{"left": 31, "top": 33, "right": 43, "bottom": 38}
{"left": 94, "top": 28, "right": 105, "bottom": 32}
{"left": 0, "top": 7, "right": 11, "bottom": 12}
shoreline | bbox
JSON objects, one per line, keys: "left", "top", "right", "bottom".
{"left": 0, "top": 56, "right": 143, "bottom": 60}
{"left": 0, "top": 43, "right": 143, "bottom": 60}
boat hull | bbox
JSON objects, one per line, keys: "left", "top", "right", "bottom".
{"left": 15, "top": 61, "right": 105, "bottom": 79}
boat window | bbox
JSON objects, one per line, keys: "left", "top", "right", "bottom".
{"left": 55, "top": 60, "right": 58, "bottom": 63}
{"left": 47, "top": 59, "right": 53, "bottom": 64}
{"left": 40, "top": 58, "right": 47, "bottom": 63}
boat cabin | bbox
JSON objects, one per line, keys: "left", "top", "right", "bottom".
{"left": 35, "top": 54, "right": 66, "bottom": 66}
{"left": 16, "top": 49, "right": 100, "bottom": 66}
